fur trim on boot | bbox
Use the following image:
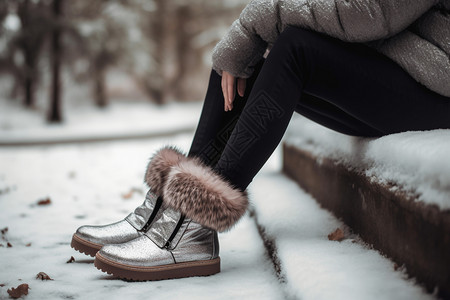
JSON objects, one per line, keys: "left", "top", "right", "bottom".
{"left": 145, "top": 146, "right": 186, "bottom": 195}
{"left": 163, "top": 157, "right": 248, "bottom": 232}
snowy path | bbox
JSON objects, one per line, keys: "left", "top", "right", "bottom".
{"left": 0, "top": 102, "right": 201, "bottom": 146}
{"left": 0, "top": 135, "right": 281, "bottom": 300}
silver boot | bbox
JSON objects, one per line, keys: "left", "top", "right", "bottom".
{"left": 71, "top": 147, "right": 186, "bottom": 257}
{"left": 71, "top": 190, "right": 162, "bottom": 257}
{"left": 95, "top": 206, "right": 220, "bottom": 280}
{"left": 94, "top": 147, "right": 249, "bottom": 280}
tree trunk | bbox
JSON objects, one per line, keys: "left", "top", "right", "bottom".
{"left": 172, "top": 5, "right": 207, "bottom": 101}
{"left": 19, "top": 0, "right": 43, "bottom": 108}
{"left": 148, "top": 0, "right": 169, "bottom": 105}
{"left": 24, "top": 75, "right": 34, "bottom": 107}
{"left": 22, "top": 0, "right": 34, "bottom": 108}
{"left": 94, "top": 67, "right": 107, "bottom": 107}
{"left": 48, "top": 0, "right": 63, "bottom": 122}
{"left": 173, "top": 5, "right": 190, "bottom": 101}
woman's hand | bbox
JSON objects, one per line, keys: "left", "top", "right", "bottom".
{"left": 221, "top": 71, "right": 246, "bottom": 111}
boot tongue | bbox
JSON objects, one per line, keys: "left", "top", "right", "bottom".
{"left": 125, "top": 190, "right": 159, "bottom": 230}
{"left": 145, "top": 207, "right": 189, "bottom": 249}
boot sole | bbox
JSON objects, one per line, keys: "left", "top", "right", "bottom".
{"left": 71, "top": 234, "right": 103, "bottom": 257}
{"left": 94, "top": 253, "right": 220, "bottom": 281}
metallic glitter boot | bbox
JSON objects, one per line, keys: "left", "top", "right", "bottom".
{"left": 71, "top": 147, "right": 186, "bottom": 257}
{"left": 94, "top": 206, "right": 221, "bottom": 280}
{"left": 94, "top": 150, "right": 249, "bottom": 280}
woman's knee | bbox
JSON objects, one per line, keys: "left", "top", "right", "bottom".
{"left": 273, "top": 26, "right": 316, "bottom": 50}
{"left": 266, "top": 26, "right": 319, "bottom": 68}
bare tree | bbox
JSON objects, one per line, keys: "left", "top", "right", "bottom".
{"left": 0, "top": 0, "right": 249, "bottom": 113}
{"left": 15, "top": 0, "right": 48, "bottom": 107}
{"left": 48, "top": 0, "right": 63, "bottom": 122}
{"left": 65, "top": 1, "right": 133, "bottom": 107}
{"left": 138, "top": 0, "right": 171, "bottom": 104}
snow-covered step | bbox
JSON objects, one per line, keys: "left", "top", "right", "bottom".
{"left": 250, "top": 172, "right": 436, "bottom": 300}
{"left": 281, "top": 115, "right": 450, "bottom": 299}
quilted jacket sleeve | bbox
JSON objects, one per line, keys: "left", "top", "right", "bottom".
{"left": 212, "top": 0, "right": 437, "bottom": 78}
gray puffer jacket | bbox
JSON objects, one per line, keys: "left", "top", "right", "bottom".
{"left": 212, "top": 0, "right": 450, "bottom": 97}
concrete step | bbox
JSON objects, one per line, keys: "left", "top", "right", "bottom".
{"left": 282, "top": 133, "right": 450, "bottom": 299}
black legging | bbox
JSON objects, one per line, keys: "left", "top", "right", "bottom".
{"left": 189, "top": 26, "right": 450, "bottom": 191}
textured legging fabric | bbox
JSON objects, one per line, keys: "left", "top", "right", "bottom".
{"left": 188, "top": 26, "right": 450, "bottom": 191}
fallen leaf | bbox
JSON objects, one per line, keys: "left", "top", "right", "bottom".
{"left": 36, "top": 272, "right": 53, "bottom": 281}
{"left": 121, "top": 187, "right": 143, "bottom": 199}
{"left": 7, "top": 283, "right": 29, "bottom": 299}
{"left": 0, "top": 283, "right": 5, "bottom": 287}
{"left": 66, "top": 256, "right": 75, "bottom": 263}
{"left": 25, "top": 243, "right": 31, "bottom": 247}
{"left": 328, "top": 228, "right": 345, "bottom": 242}
{"left": 7, "top": 242, "right": 12, "bottom": 248}
{"left": 121, "top": 190, "right": 133, "bottom": 199}
{"left": 37, "top": 198, "right": 51, "bottom": 205}
{"left": 1, "top": 227, "right": 8, "bottom": 234}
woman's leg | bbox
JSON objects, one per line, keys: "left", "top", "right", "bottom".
{"left": 294, "top": 93, "right": 383, "bottom": 136}
{"left": 188, "top": 61, "right": 264, "bottom": 166}
{"left": 212, "top": 27, "right": 450, "bottom": 190}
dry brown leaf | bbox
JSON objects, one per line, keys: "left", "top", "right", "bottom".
{"left": 7, "top": 283, "right": 29, "bottom": 299}
{"left": 25, "top": 243, "right": 31, "bottom": 247}
{"left": 121, "top": 190, "right": 133, "bottom": 199}
{"left": 66, "top": 256, "right": 75, "bottom": 263}
{"left": 7, "top": 242, "right": 12, "bottom": 248}
{"left": 0, "top": 227, "right": 8, "bottom": 235}
{"left": 0, "top": 283, "right": 5, "bottom": 287}
{"left": 36, "top": 272, "right": 53, "bottom": 281}
{"left": 121, "top": 187, "right": 143, "bottom": 200}
{"left": 328, "top": 228, "right": 345, "bottom": 242}
{"left": 37, "top": 198, "right": 51, "bottom": 205}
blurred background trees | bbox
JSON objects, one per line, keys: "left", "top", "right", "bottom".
{"left": 0, "top": 0, "right": 247, "bottom": 122}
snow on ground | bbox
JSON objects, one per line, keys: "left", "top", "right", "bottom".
{"left": 0, "top": 100, "right": 202, "bottom": 144}
{"left": 284, "top": 115, "right": 450, "bottom": 210}
{"left": 0, "top": 135, "right": 282, "bottom": 300}
{"left": 251, "top": 169, "right": 435, "bottom": 300}
{"left": 0, "top": 99, "right": 439, "bottom": 299}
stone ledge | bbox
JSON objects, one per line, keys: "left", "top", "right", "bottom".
{"left": 282, "top": 143, "right": 450, "bottom": 299}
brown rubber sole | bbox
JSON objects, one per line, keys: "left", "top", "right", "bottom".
{"left": 71, "top": 234, "right": 103, "bottom": 257}
{"left": 95, "top": 253, "right": 221, "bottom": 281}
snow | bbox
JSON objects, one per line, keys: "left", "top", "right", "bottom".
{"left": 0, "top": 101, "right": 202, "bottom": 145}
{"left": 0, "top": 135, "right": 282, "bottom": 300}
{"left": 284, "top": 115, "right": 450, "bottom": 210}
{"left": 3, "top": 14, "right": 20, "bottom": 31}
{"left": 0, "top": 101, "right": 437, "bottom": 299}
{"left": 251, "top": 169, "right": 435, "bottom": 300}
